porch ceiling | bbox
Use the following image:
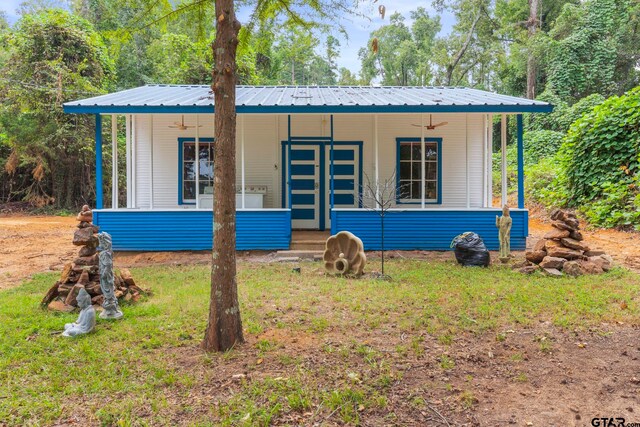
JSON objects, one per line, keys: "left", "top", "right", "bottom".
{"left": 63, "top": 85, "right": 553, "bottom": 115}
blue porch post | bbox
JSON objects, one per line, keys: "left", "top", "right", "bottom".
{"left": 95, "top": 114, "right": 103, "bottom": 209}
{"left": 516, "top": 114, "right": 524, "bottom": 209}
{"left": 330, "top": 115, "right": 335, "bottom": 209}
{"left": 287, "top": 115, "right": 292, "bottom": 209}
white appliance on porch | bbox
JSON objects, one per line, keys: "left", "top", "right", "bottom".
{"left": 198, "top": 185, "right": 267, "bottom": 209}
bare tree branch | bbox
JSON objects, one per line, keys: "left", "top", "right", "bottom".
{"left": 358, "top": 170, "right": 407, "bottom": 276}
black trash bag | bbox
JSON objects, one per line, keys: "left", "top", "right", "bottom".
{"left": 450, "top": 232, "right": 490, "bottom": 267}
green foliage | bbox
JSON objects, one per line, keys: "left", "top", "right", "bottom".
{"left": 338, "top": 67, "right": 362, "bottom": 85}
{"left": 359, "top": 9, "right": 441, "bottom": 85}
{"left": 146, "top": 33, "right": 212, "bottom": 85}
{"left": 16, "top": 0, "right": 68, "bottom": 16}
{"left": 432, "top": 0, "right": 500, "bottom": 87}
{"left": 0, "top": 0, "right": 638, "bottom": 212}
{"left": 6, "top": 9, "right": 114, "bottom": 95}
{"left": 0, "top": 11, "right": 9, "bottom": 33}
{"left": 0, "top": 9, "right": 114, "bottom": 207}
{"left": 580, "top": 179, "right": 640, "bottom": 229}
{"left": 523, "top": 130, "right": 564, "bottom": 165}
{"left": 492, "top": 144, "right": 517, "bottom": 194}
{"left": 524, "top": 156, "right": 568, "bottom": 207}
{"left": 525, "top": 89, "right": 639, "bottom": 230}
{"left": 238, "top": 22, "right": 340, "bottom": 85}
{"left": 267, "top": 26, "right": 332, "bottom": 85}
{"left": 544, "top": 0, "right": 640, "bottom": 102}
{"left": 558, "top": 94, "right": 607, "bottom": 131}
{"left": 560, "top": 86, "right": 640, "bottom": 228}
{"left": 528, "top": 92, "right": 605, "bottom": 134}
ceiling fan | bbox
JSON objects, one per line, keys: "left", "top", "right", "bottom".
{"left": 411, "top": 114, "right": 449, "bottom": 130}
{"left": 168, "top": 115, "right": 202, "bottom": 130}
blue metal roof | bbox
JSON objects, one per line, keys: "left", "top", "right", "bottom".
{"left": 63, "top": 85, "right": 553, "bottom": 114}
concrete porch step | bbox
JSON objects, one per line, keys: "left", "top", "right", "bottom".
{"left": 276, "top": 250, "right": 324, "bottom": 261}
{"left": 289, "top": 240, "right": 326, "bottom": 251}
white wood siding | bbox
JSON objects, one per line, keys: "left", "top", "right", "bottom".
{"left": 236, "top": 115, "right": 279, "bottom": 209}
{"left": 133, "top": 114, "right": 151, "bottom": 208}
{"left": 130, "top": 113, "right": 487, "bottom": 210}
{"left": 335, "top": 113, "right": 486, "bottom": 209}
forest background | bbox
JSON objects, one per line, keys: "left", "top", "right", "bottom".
{"left": 0, "top": 0, "right": 638, "bottom": 229}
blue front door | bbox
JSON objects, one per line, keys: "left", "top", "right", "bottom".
{"left": 324, "top": 145, "right": 360, "bottom": 228}
{"left": 286, "top": 144, "right": 322, "bottom": 229}
{"left": 283, "top": 141, "right": 361, "bottom": 230}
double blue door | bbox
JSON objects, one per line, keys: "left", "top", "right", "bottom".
{"left": 283, "top": 141, "right": 361, "bottom": 230}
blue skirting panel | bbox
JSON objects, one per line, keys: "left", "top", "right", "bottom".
{"left": 330, "top": 209, "right": 528, "bottom": 251}
{"left": 93, "top": 209, "right": 292, "bottom": 251}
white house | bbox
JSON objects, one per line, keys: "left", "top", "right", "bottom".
{"left": 63, "top": 85, "right": 552, "bottom": 251}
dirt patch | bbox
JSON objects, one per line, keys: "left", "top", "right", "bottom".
{"left": 114, "top": 250, "right": 212, "bottom": 267}
{"left": 2, "top": 212, "right": 640, "bottom": 288}
{"left": 419, "top": 325, "right": 640, "bottom": 425}
{"left": 0, "top": 215, "right": 277, "bottom": 288}
{"left": 0, "top": 215, "right": 77, "bottom": 289}
{"left": 90, "top": 325, "right": 640, "bottom": 426}
{"left": 528, "top": 216, "right": 640, "bottom": 272}
{"left": 258, "top": 328, "right": 320, "bottom": 350}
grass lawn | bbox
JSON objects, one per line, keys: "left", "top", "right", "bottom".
{"left": 1, "top": 259, "right": 639, "bottom": 426}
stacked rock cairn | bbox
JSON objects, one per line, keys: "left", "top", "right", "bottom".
{"left": 523, "top": 209, "right": 613, "bottom": 276}
{"left": 41, "top": 205, "right": 145, "bottom": 311}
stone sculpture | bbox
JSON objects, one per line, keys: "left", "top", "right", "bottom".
{"left": 77, "top": 204, "right": 93, "bottom": 223}
{"left": 323, "top": 231, "right": 366, "bottom": 276}
{"left": 522, "top": 208, "right": 613, "bottom": 276}
{"left": 41, "top": 206, "right": 145, "bottom": 311}
{"left": 97, "top": 232, "right": 123, "bottom": 319}
{"left": 496, "top": 205, "right": 512, "bottom": 262}
{"left": 62, "top": 288, "right": 96, "bottom": 337}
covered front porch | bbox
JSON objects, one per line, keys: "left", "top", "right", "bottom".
{"left": 64, "top": 85, "right": 551, "bottom": 251}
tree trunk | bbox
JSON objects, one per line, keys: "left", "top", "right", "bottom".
{"left": 445, "top": 8, "right": 482, "bottom": 86}
{"left": 380, "top": 212, "right": 385, "bottom": 275}
{"left": 526, "top": 0, "right": 539, "bottom": 99}
{"left": 202, "top": 0, "right": 244, "bottom": 352}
